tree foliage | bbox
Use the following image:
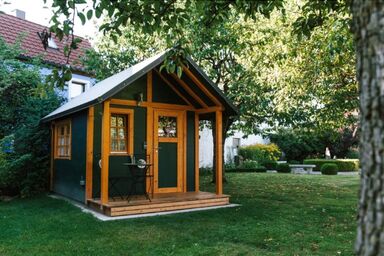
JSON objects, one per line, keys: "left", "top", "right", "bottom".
{"left": 0, "top": 37, "right": 62, "bottom": 196}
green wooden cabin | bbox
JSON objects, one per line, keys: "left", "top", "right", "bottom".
{"left": 42, "top": 52, "right": 238, "bottom": 216}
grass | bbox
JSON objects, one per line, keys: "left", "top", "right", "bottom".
{"left": 0, "top": 173, "right": 359, "bottom": 256}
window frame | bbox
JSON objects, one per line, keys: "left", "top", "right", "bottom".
{"left": 109, "top": 108, "right": 134, "bottom": 156}
{"left": 54, "top": 119, "right": 72, "bottom": 160}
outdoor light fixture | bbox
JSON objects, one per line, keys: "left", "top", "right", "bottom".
{"left": 137, "top": 92, "right": 144, "bottom": 106}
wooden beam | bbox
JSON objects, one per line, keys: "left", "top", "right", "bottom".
{"left": 154, "top": 69, "right": 193, "bottom": 106}
{"left": 50, "top": 124, "right": 54, "bottom": 191}
{"left": 146, "top": 106, "right": 154, "bottom": 195}
{"left": 101, "top": 100, "right": 110, "bottom": 205}
{"left": 183, "top": 111, "right": 187, "bottom": 192}
{"left": 170, "top": 73, "right": 209, "bottom": 108}
{"left": 182, "top": 65, "right": 223, "bottom": 107}
{"left": 110, "top": 98, "right": 195, "bottom": 111}
{"left": 86, "top": 106, "right": 94, "bottom": 201}
{"left": 195, "top": 113, "right": 199, "bottom": 192}
{"left": 215, "top": 110, "right": 223, "bottom": 195}
{"left": 147, "top": 70, "right": 152, "bottom": 102}
{"left": 196, "top": 107, "right": 224, "bottom": 114}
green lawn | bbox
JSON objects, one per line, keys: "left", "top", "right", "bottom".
{"left": 0, "top": 173, "right": 359, "bottom": 256}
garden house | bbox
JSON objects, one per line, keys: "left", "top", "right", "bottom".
{"left": 42, "top": 51, "right": 238, "bottom": 216}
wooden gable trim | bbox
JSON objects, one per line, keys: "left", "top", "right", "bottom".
{"left": 182, "top": 65, "right": 223, "bottom": 107}
{"left": 154, "top": 69, "right": 193, "bottom": 107}
{"left": 147, "top": 71, "right": 153, "bottom": 102}
{"left": 170, "top": 73, "right": 209, "bottom": 108}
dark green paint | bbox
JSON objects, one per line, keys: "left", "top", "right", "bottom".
{"left": 108, "top": 106, "right": 147, "bottom": 196}
{"left": 158, "top": 142, "right": 178, "bottom": 188}
{"left": 53, "top": 110, "right": 87, "bottom": 202}
{"left": 114, "top": 75, "right": 147, "bottom": 101}
{"left": 152, "top": 71, "right": 187, "bottom": 105}
{"left": 186, "top": 111, "right": 196, "bottom": 191}
{"left": 180, "top": 73, "right": 215, "bottom": 107}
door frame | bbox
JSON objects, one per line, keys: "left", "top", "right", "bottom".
{"left": 153, "top": 109, "right": 185, "bottom": 193}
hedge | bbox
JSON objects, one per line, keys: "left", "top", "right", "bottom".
{"left": 226, "top": 166, "right": 267, "bottom": 173}
{"left": 303, "top": 159, "right": 359, "bottom": 172}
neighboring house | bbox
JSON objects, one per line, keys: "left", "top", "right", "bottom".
{"left": 199, "top": 127, "right": 270, "bottom": 167}
{"left": 41, "top": 51, "right": 238, "bottom": 217}
{"left": 0, "top": 11, "right": 94, "bottom": 100}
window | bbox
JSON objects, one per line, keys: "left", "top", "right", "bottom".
{"left": 55, "top": 120, "right": 71, "bottom": 159}
{"left": 109, "top": 108, "right": 134, "bottom": 155}
{"left": 69, "top": 80, "right": 87, "bottom": 99}
{"left": 233, "top": 138, "right": 241, "bottom": 148}
{"left": 110, "top": 114, "right": 128, "bottom": 153}
{"left": 47, "top": 37, "right": 58, "bottom": 49}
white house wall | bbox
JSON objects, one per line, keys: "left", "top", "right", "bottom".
{"left": 199, "top": 127, "right": 269, "bottom": 168}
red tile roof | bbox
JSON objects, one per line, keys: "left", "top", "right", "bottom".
{"left": 0, "top": 12, "right": 92, "bottom": 71}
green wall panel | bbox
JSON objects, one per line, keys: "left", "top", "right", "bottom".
{"left": 152, "top": 71, "right": 187, "bottom": 105}
{"left": 158, "top": 142, "right": 178, "bottom": 188}
{"left": 114, "top": 75, "right": 147, "bottom": 101}
{"left": 53, "top": 110, "right": 87, "bottom": 202}
{"left": 186, "top": 111, "right": 196, "bottom": 191}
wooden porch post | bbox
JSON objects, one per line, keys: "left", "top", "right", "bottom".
{"left": 195, "top": 113, "right": 200, "bottom": 192}
{"left": 85, "top": 106, "right": 94, "bottom": 202}
{"left": 101, "top": 100, "right": 110, "bottom": 205}
{"left": 215, "top": 110, "right": 223, "bottom": 195}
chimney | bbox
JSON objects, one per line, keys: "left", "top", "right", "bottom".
{"left": 15, "top": 9, "right": 25, "bottom": 20}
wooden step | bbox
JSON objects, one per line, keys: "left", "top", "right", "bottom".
{"left": 110, "top": 197, "right": 229, "bottom": 216}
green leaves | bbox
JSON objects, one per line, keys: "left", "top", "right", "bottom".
{"left": 78, "top": 12, "right": 86, "bottom": 25}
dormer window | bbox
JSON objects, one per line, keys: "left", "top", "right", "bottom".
{"left": 48, "top": 37, "right": 58, "bottom": 49}
{"left": 68, "top": 78, "right": 90, "bottom": 99}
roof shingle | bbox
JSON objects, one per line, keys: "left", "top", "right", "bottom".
{"left": 0, "top": 12, "right": 92, "bottom": 71}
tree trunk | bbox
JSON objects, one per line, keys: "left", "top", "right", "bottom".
{"left": 353, "top": 1, "right": 384, "bottom": 255}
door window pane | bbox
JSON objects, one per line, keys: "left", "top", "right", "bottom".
{"left": 158, "top": 116, "right": 177, "bottom": 137}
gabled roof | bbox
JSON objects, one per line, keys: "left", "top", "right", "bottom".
{"left": 0, "top": 13, "right": 92, "bottom": 71}
{"left": 42, "top": 51, "right": 238, "bottom": 122}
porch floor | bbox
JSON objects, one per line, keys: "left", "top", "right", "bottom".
{"left": 87, "top": 191, "right": 230, "bottom": 217}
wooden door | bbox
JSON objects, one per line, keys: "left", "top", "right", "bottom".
{"left": 153, "top": 109, "right": 184, "bottom": 193}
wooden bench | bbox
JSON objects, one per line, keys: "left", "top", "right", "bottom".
{"left": 289, "top": 164, "right": 316, "bottom": 174}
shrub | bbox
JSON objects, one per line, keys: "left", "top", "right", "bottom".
{"left": 240, "top": 160, "right": 259, "bottom": 169}
{"left": 260, "top": 159, "right": 278, "bottom": 170}
{"left": 321, "top": 163, "right": 338, "bottom": 175}
{"left": 276, "top": 163, "right": 291, "bottom": 173}
{"left": 238, "top": 143, "right": 281, "bottom": 163}
{"left": 303, "top": 159, "right": 359, "bottom": 172}
{"left": 269, "top": 128, "right": 359, "bottom": 161}
{"left": 346, "top": 149, "right": 359, "bottom": 159}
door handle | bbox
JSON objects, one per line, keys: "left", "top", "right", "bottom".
{"left": 154, "top": 147, "right": 162, "bottom": 153}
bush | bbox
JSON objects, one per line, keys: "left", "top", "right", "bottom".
{"left": 238, "top": 143, "right": 281, "bottom": 163}
{"left": 269, "top": 128, "right": 359, "bottom": 161}
{"left": 346, "top": 148, "right": 359, "bottom": 159}
{"left": 240, "top": 159, "right": 259, "bottom": 169}
{"left": 260, "top": 159, "right": 278, "bottom": 170}
{"left": 321, "top": 163, "right": 338, "bottom": 175}
{"left": 303, "top": 159, "right": 359, "bottom": 172}
{"left": 276, "top": 163, "right": 291, "bottom": 173}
